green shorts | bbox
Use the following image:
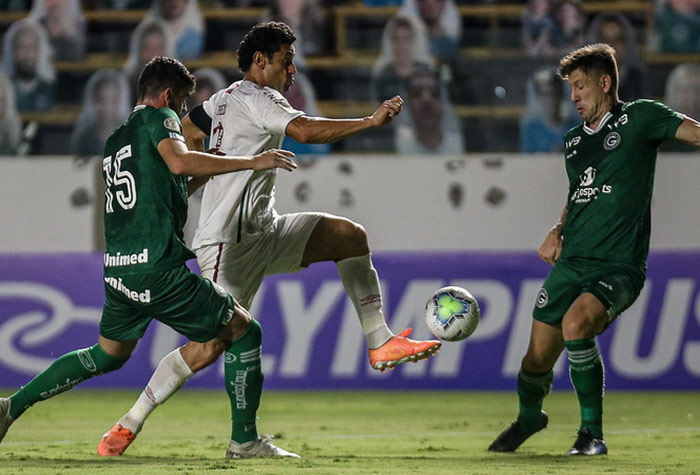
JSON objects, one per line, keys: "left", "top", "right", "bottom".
{"left": 101, "top": 265, "right": 235, "bottom": 343}
{"left": 532, "top": 258, "right": 645, "bottom": 328}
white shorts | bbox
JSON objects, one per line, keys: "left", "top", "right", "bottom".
{"left": 195, "top": 211, "right": 325, "bottom": 309}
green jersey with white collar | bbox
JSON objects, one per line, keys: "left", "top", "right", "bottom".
{"left": 560, "top": 99, "right": 684, "bottom": 269}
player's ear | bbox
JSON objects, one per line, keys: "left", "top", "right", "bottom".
{"left": 254, "top": 51, "right": 266, "bottom": 69}
{"left": 599, "top": 74, "right": 612, "bottom": 94}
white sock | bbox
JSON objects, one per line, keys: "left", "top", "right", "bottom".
{"left": 119, "top": 348, "right": 194, "bottom": 433}
{"left": 336, "top": 253, "right": 393, "bottom": 349}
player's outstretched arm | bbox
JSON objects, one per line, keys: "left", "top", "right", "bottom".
{"left": 158, "top": 138, "right": 297, "bottom": 177}
{"left": 286, "top": 95, "right": 404, "bottom": 144}
{"left": 674, "top": 117, "right": 700, "bottom": 148}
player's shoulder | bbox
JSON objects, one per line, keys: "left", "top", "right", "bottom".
{"left": 238, "top": 80, "right": 288, "bottom": 105}
{"left": 621, "top": 98, "right": 672, "bottom": 115}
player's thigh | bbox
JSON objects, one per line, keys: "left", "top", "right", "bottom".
{"left": 196, "top": 242, "right": 266, "bottom": 310}
{"left": 267, "top": 212, "right": 325, "bottom": 273}
{"left": 139, "top": 265, "right": 238, "bottom": 343}
{"left": 532, "top": 261, "right": 581, "bottom": 326}
{"left": 579, "top": 264, "right": 645, "bottom": 333}
{"left": 100, "top": 279, "right": 152, "bottom": 341}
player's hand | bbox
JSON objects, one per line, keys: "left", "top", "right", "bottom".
{"left": 370, "top": 95, "right": 404, "bottom": 126}
{"left": 251, "top": 149, "right": 297, "bottom": 172}
{"left": 538, "top": 228, "right": 563, "bottom": 266}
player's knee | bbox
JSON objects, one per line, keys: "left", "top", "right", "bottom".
{"left": 90, "top": 344, "right": 129, "bottom": 374}
{"left": 521, "top": 352, "right": 553, "bottom": 374}
{"left": 336, "top": 219, "right": 369, "bottom": 256}
{"left": 562, "top": 314, "right": 601, "bottom": 339}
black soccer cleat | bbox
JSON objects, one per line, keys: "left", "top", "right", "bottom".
{"left": 487, "top": 411, "right": 548, "bottom": 452}
{"left": 566, "top": 428, "right": 608, "bottom": 456}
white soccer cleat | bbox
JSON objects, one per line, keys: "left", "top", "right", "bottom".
{"left": 0, "top": 398, "right": 14, "bottom": 444}
{"left": 225, "top": 435, "right": 301, "bottom": 459}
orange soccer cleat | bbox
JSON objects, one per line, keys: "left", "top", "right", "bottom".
{"left": 97, "top": 423, "right": 136, "bottom": 457}
{"left": 368, "top": 328, "right": 441, "bottom": 372}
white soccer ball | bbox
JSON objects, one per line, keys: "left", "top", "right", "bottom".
{"left": 424, "top": 285, "right": 480, "bottom": 342}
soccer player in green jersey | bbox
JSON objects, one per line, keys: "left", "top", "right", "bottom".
{"left": 488, "top": 43, "right": 700, "bottom": 455}
{"left": 0, "top": 56, "right": 298, "bottom": 452}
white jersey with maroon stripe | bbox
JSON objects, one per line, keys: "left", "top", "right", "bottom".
{"left": 191, "top": 79, "right": 304, "bottom": 250}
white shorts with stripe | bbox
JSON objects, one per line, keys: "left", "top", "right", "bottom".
{"left": 195, "top": 211, "right": 325, "bottom": 309}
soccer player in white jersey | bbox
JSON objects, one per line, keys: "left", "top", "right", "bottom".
{"left": 98, "top": 21, "right": 441, "bottom": 460}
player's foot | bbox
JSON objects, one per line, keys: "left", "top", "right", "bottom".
{"left": 487, "top": 411, "right": 548, "bottom": 452}
{"left": 566, "top": 428, "right": 607, "bottom": 456}
{"left": 368, "top": 328, "right": 441, "bottom": 372}
{"left": 0, "top": 398, "right": 14, "bottom": 444}
{"left": 225, "top": 435, "right": 301, "bottom": 459}
{"left": 97, "top": 423, "right": 137, "bottom": 456}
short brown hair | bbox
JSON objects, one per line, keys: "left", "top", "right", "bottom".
{"left": 138, "top": 56, "right": 196, "bottom": 100}
{"left": 558, "top": 43, "right": 619, "bottom": 94}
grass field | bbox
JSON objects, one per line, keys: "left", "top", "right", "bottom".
{"left": 1, "top": 389, "right": 699, "bottom": 474}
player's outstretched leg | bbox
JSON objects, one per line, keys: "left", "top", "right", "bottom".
{"left": 0, "top": 398, "right": 13, "bottom": 444}
{"left": 97, "top": 348, "right": 194, "bottom": 456}
{"left": 488, "top": 368, "right": 552, "bottom": 452}
{"left": 224, "top": 319, "right": 299, "bottom": 459}
{"left": 336, "top": 253, "right": 441, "bottom": 371}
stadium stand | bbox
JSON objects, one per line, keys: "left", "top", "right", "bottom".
{"left": 0, "top": 0, "right": 698, "bottom": 155}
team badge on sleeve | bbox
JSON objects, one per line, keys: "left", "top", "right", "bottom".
{"left": 163, "top": 117, "right": 181, "bottom": 132}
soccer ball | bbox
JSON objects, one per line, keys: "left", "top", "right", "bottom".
{"left": 424, "top": 286, "right": 480, "bottom": 342}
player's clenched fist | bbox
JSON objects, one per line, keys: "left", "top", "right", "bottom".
{"left": 252, "top": 149, "right": 297, "bottom": 171}
{"left": 371, "top": 95, "right": 404, "bottom": 126}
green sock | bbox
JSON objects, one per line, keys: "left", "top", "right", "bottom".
{"left": 225, "top": 319, "right": 264, "bottom": 444}
{"left": 516, "top": 368, "right": 552, "bottom": 431}
{"left": 10, "top": 344, "right": 127, "bottom": 420}
{"left": 566, "top": 338, "right": 604, "bottom": 439}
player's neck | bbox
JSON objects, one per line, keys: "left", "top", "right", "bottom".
{"left": 244, "top": 71, "right": 267, "bottom": 89}
{"left": 586, "top": 96, "right": 618, "bottom": 130}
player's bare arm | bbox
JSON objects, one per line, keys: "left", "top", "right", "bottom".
{"left": 538, "top": 205, "right": 567, "bottom": 265}
{"left": 182, "top": 114, "right": 208, "bottom": 152}
{"left": 674, "top": 116, "right": 700, "bottom": 148}
{"left": 285, "top": 95, "right": 403, "bottom": 144}
{"left": 158, "top": 138, "right": 297, "bottom": 177}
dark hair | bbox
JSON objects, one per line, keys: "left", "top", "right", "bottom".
{"left": 137, "top": 56, "right": 196, "bottom": 100}
{"left": 558, "top": 43, "right": 619, "bottom": 94}
{"left": 236, "top": 21, "right": 296, "bottom": 73}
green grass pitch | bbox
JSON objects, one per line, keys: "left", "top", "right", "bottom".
{"left": 1, "top": 390, "right": 699, "bottom": 474}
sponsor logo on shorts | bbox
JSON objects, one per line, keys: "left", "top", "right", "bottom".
{"left": 224, "top": 352, "right": 237, "bottom": 363}
{"left": 604, "top": 131, "right": 621, "bottom": 150}
{"left": 105, "top": 277, "right": 151, "bottom": 303}
{"left": 536, "top": 288, "right": 548, "bottom": 308}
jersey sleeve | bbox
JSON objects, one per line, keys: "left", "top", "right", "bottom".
{"left": 255, "top": 88, "right": 304, "bottom": 136}
{"left": 147, "top": 107, "right": 185, "bottom": 147}
{"left": 632, "top": 99, "right": 684, "bottom": 144}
